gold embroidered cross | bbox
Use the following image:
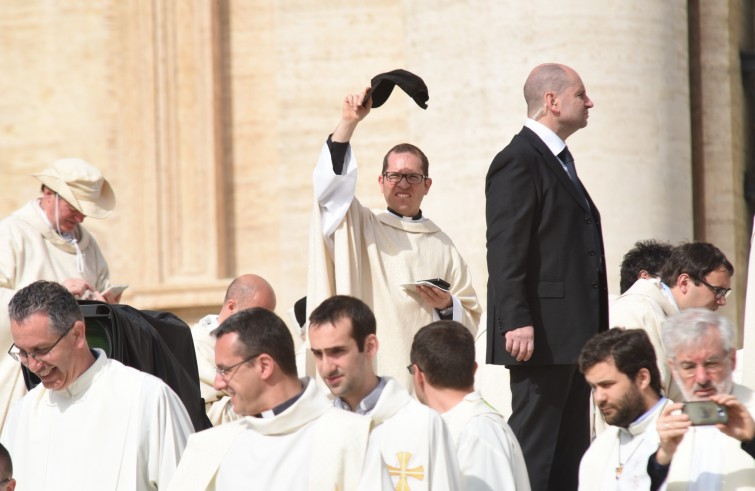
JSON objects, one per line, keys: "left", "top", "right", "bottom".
{"left": 386, "top": 452, "right": 425, "bottom": 491}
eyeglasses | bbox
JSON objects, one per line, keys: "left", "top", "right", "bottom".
{"left": 215, "top": 353, "right": 260, "bottom": 380}
{"left": 382, "top": 172, "right": 427, "bottom": 185}
{"left": 673, "top": 353, "right": 729, "bottom": 379}
{"left": 406, "top": 363, "right": 416, "bottom": 375}
{"left": 8, "top": 324, "right": 74, "bottom": 364}
{"left": 693, "top": 276, "right": 732, "bottom": 300}
{"left": 0, "top": 478, "right": 11, "bottom": 486}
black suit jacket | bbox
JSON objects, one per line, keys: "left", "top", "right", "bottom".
{"left": 485, "top": 126, "right": 608, "bottom": 365}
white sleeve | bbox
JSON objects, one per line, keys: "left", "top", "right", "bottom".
{"left": 456, "top": 416, "right": 531, "bottom": 491}
{"left": 312, "top": 142, "right": 359, "bottom": 238}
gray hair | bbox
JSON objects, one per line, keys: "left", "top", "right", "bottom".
{"left": 8, "top": 280, "right": 82, "bottom": 335}
{"left": 662, "top": 308, "right": 736, "bottom": 357}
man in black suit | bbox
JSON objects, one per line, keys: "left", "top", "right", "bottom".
{"left": 485, "top": 63, "right": 608, "bottom": 491}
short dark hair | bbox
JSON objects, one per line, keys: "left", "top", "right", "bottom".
{"left": 212, "top": 308, "right": 297, "bottom": 377}
{"left": 0, "top": 443, "right": 11, "bottom": 482}
{"left": 410, "top": 320, "right": 475, "bottom": 390}
{"left": 308, "top": 296, "right": 376, "bottom": 352}
{"left": 578, "top": 328, "right": 661, "bottom": 395}
{"left": 8, "top": 280, "right": 82, "bottom": 335}
{"left": 660, "top": 242, "right": 734, "bottom": 288}
{"left": 619, "top": 239, "right": 674, "bottom": 293}
{"left": 382, "top": 143, "right": 429, "bottom": 176}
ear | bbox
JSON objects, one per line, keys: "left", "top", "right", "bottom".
{"left": 728, "top": 348, "right": 737, "bottom": 371}
{"left": 545, "top": 91, "right": 558, "bottom": 113}
{"left": 225, "top": 298, "right": 239, "bottom": 314}
{"left": 364, "top": 334, "right": 379, "bottom": 357}
{"left": 71, "top": 320, "right": 88, "bottom": 348}
{"left": 256, "top": 353, "right": 275, "bottom": 381}
{"left": 423, "top": 177, "right": 432, "bottom": 194}
{"left": 676, "top": 273, "right": 691, "bottom": 292}
{"left": 638, "top": 270, "right": 651, "bottom": 280}
{"left": 635, "top": 367, "right": 651, "bottom": 390}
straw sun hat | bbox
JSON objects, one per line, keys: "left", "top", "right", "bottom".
{"left": 32, "top": 158, "right": 115, "bottom": 218}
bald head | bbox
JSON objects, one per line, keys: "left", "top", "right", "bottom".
{"left": 218, "top": 274, "right": 277, "bottom": 323}
{"left": 524, "top": 63, "right": 573, "bottom": 118}
{"left": 523, "top": 63, "right": 592, "bottom": 140}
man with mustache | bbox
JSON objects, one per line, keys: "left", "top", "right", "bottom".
{"left": 648, "top": 309, "right": 755, "bottom": 490}
{"left": 611, "top": 242, "right": 733, "bottom": 401}
{"left": 577, "top": 328, "right": 667, "bottom": 490}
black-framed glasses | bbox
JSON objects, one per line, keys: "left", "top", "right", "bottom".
{"left": 0, "top": 477, "right": 11, "bottom": 486}
{"left": 216, "top": 353, "right": 260, "bottom": 380}
{"left": 8, "top": 323, "right": 74, "bottom": 364}
{"left": 694, "top": 276, "right": 732, "bottom": 300}
{"left": 382, "top": 172, "right": 427, "bottom": 185}
{"left": 407, "top": 363, "right": 416, "bottom": 375}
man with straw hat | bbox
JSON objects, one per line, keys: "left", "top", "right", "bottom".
{"left": 0, "top": 157, "right": 120, "bottom": 429}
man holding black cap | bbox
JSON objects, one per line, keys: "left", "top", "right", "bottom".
{"left": 307, "top": 78, "right": 481, "bottom": 390}
{"left": 0, "top": 157, "right": 121, "bottom": 429}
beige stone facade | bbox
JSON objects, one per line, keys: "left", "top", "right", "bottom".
{"left": 1, "top": 1, "right": 753, "bottom": 394}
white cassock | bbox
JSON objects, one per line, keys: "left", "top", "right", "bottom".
{"left": 0, "top": 201, "right": 114, "bottom": 430}
{"left": 307, "top": 142, "right": 482, "bottom": 389}
{"left": 610, "top": 279, "right": 680, "bottom": 400}
{"left": 366, "top": 377, "right": 462, "bottom": 490}
{"left": 579, "top": 397, "right": 667, "bottom": 491}
{"left": 442, "top": 391, "right": 530, "bottom": 491}
{"left": 190, "top": 314, "right": 240, "bottom": 426}
{"left": 664, "top": 384, "right": 755, "bottom": 491}
{"left": 167, "top": 377, "right": 392, "bottom": 491}
{"left": 0, "top": 349, "right": 193, "bottom": 490}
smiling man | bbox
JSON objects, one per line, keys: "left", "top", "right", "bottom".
{"left": 0, "top": 280, "right": 193, "bottom": 490}
{"left": 168, "top": 307, "right": 390, "bottom": 490}
{"left": 307, "top": 87, "right": 481, "bottom": 389}
{"left": 577, "top": 328, "right": 667, "bottom": 490}
{"left": 0, "top": 158, "right": 121, "bottom": 430}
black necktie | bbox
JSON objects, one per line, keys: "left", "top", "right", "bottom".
{"left": 559, "top": 147, "right": 579, "bottom": 186}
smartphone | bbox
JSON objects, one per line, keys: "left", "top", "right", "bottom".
{"left": 682, "top": 400, "right": 728, "bottom": 426}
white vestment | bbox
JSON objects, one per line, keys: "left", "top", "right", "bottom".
{"left": 0, "top": 201, "right": 113, "bottom": 429}
{"left": 579, "top": 397, "right": 667, "bottom": 491}
{"left": 190, "top": 314, "right": 240, "bottom": 425}
{"left": 664, "top": 384, "right": 755, "bottom": 491}
{"left": 0, "top": 349, "right": 193, "bottom": 490}
{"left": 610, "top": 278, "right": 680, "bottom": 400}
{"left": 366, "top": 377, "right": 463, "bottom": 490}
{"left": 307, "top": 143, "right": 482, "bottom": 389}
{"left": 442, "top": 390, "right": 530, "bottom": 491}
{"left": 168, "top": 377, "right": 391, "bottom": 491}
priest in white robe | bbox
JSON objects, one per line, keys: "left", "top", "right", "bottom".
{"left": 307, "top": 87, "right": 481, "bottom": 389}
{"left": 0, "top": 281, "right": 193, "bottom": 490}
{"left": 309, "top": 295, "right": 462, "bottom": 490}
{"left": 190, "top": 274, "right": 276, "bottom": 425}
{"left": 0, "top": 158, "right": 120, "bottom": 430}
{"left": 577, "top": 327, "right": 668, "bottom": 491}
{"left": 410, "top": 319, "right": 530, "bottom": 491}
{"left": 169, "top": 307, "right": 391, "bottom": 490}
{"left": 648, "top": 309, "right": 755, "bottom": 491}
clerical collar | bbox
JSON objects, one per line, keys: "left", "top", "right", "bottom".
{"left": 256, "top": 381, "right": 305, "bottom": 418}
{"left": 334, "top": 377, "right": 386, "bottom": 415}
{"left": 387, "top": 208, "right": 423, "bottom": 221}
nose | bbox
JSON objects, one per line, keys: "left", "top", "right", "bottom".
{"left": 27, "top": 356, "right": 46, "bottom": 372}
{"left": 694, "top": 364, "right": 711, "bottom": 385}
{"left": 319, "top": 355, "right": 336, "bottom": 377}
{"left": 213, "top": 373, "right": 227, "bottom": 391}
{"left": 72, "top": 210, "right": 85, "bottom": 223}
{"left": 593, "top": 388, "right": 607, "bottom": 404}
